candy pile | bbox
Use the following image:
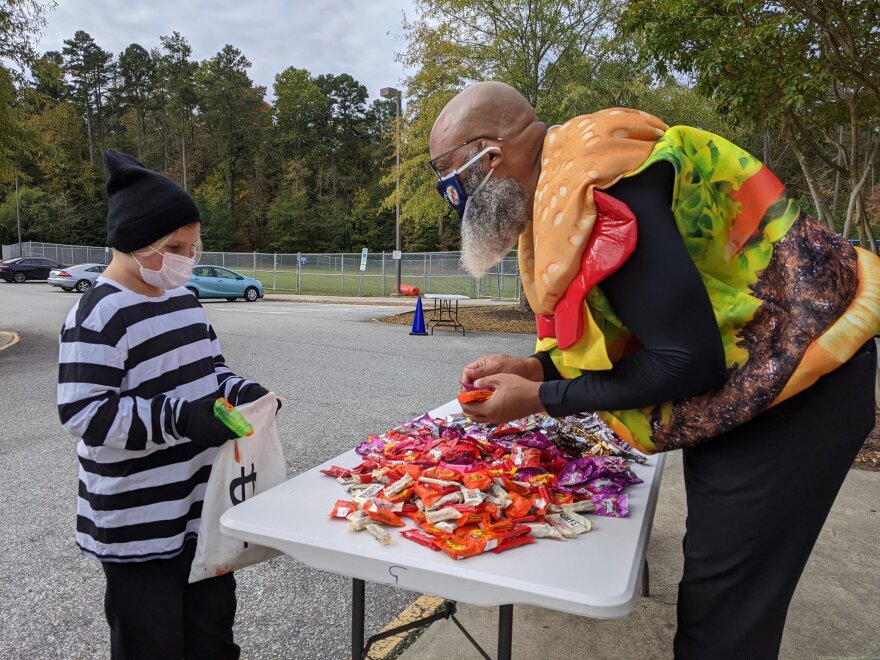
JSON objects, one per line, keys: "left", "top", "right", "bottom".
{"left": 323, "top": 412, "right": 646, "bottom": 560}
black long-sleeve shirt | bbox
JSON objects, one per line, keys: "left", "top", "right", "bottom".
{"left": 537, "top": 161, "right": 727, "bottom": 417}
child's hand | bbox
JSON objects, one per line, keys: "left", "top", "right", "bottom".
{"left": 176, "top": 398, "right": 238, "bottom": 447}
{"left": 237, "top": 384, "right": 282, "bottom": 412}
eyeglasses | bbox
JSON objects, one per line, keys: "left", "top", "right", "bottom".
{"left": 428, "top": 136, "right": 503, "bottom": 179}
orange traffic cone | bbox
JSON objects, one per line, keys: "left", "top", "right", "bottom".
{"left": 410, "top": 297, "right": 428, "bottom": 336}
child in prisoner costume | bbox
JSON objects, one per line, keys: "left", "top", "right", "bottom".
{"left": 429, "top": 82, "right": 880, "bottom": 659}
{"left": 58, "top": 151, "right": 276, "bottom": 660}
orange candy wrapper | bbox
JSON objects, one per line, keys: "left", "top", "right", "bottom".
{"left": 366, "top": 509, "right": 406, "bottom": 527}
{"left": 329, "top": 500, "right": 357, "bottom": 518}
{"left": 457, "top": 388, "right": 495, "bottom": 405}
{"left": 460, "top": 470, "right": 492, "bottom": 490}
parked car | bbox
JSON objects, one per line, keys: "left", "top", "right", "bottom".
{"left": 48, "top": 263, "right": 107, "bottom": 292}
{"left": 185, "top": 265, "right": 265, "bottom": 302}
{"left": 0, "top": 256, "right": 66, "bottom": 283}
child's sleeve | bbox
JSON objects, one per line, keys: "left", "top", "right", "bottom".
{"left": 58, "top": 320, "right": 183, "bottom": 450}
{"left": 208, "top": 324, "right": 256, "bottom": 406}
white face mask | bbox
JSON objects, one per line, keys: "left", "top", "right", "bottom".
{"left": 132, "top": 251, "right": 195, "bottom": 290}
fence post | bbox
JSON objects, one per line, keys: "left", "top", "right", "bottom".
{"left": 381, "top": 251, "right": 386, "bottom": 296}
{"left": 273, "top": 253, "right": 277, "bottom": 290}
{"left": 253, "top": 251, "right": 256, "bottom": 279}
{"left": 222, "top": 253, "right": 225, "bottom": 268}
{"left": 424, "top": 254, "right": 428, "bottom": 293}
{"left": 498, "top": 258, "right": 503, "bottom": 300}
{"left": 477, "top": 275, "right": 482, "bottom": 299}
{"left": 296, "top": 252, "right": 301, "bottom": 291}
{"left": 341, "top": 253, "right": 345, "bottom": 294}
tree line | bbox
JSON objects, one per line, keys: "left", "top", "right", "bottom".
{"left": 0, "top": 13, "right": 401, "bottom": 252}
{"left": 1, "top": 0, "right": 877, "bottom": 255}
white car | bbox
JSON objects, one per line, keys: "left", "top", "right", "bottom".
{"left": 48, "top": 263, "right": 107, "bottom": 293}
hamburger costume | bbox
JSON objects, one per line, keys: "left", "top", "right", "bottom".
{"left": 520, "top": 108, "right": 880, "bottom": 453}
{"left": 516, "top": 109, "right": 879, "bottom": 657}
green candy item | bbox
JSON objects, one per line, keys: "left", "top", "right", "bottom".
{"left": 213, "top": 397, "right": 254, "bottom": 438}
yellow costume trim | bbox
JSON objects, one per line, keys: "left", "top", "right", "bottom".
{"left": 535, "top": 303, "right": 613, "bottom": 374}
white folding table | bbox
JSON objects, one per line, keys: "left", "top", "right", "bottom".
{"left": 423, "top": 294, "right": 470, "bottom": 335}
{"left": 220, "top": 400, "right": 666, "bottom": 659}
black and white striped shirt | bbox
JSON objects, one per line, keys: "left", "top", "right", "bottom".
{"left": 58, "top": 277, "right": 252, "bottom": 562}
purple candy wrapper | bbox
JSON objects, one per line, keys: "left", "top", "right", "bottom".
{"left": 355, "top": 435, "right": 385, "bottom": 457}
{"left": 584, "top": 476, "right": 630, "bottom": 494}
{"left": 591, "top": 494, "right": 629, "bottom": 517}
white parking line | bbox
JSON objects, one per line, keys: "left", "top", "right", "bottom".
{"left": 210, "top": 304, "right": 403, "bottom": 314}
{"left": 212, "top": 308, "right": 291, "bottom": 314}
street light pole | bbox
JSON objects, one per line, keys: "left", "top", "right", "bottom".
{"left": 15, "top": 176, "right": 22, "bottom": 258}
{"left": 380, "top": 86, "right": 402, "bottom": 294}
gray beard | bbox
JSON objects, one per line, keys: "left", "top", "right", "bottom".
{"left": 458, "top": 158, "right": 529, "bottom": 278}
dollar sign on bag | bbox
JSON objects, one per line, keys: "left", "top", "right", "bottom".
{"left": 230, "top": 463, "right": 256, "bottom": 505}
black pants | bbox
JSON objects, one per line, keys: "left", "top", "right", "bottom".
{"left": 101, "top": 540, "right": 240, "bottom": 660}
{"left": 674, "top": 341, "right": 876, "bottom": 659}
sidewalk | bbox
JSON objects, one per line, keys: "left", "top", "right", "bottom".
{"left": 398, "top": 453, "right": 880, "bottom": 660}
{"left": 263, "top": 293, "right": 517, "bottom": 307}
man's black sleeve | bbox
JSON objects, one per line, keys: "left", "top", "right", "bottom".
{"left": 537, "top": 161, "right": 727, "bottom": 417}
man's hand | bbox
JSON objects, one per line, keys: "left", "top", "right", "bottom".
{"left": 460, "top": 354, "right": 543, "bottom": 388}
{"left": 460, "top": 373, "right": 545, "bottom": 425}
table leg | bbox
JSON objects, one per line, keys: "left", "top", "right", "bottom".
{"left": 641, "top": 559, "right": 650, "bottom": 597}
{"left": 352, "top": 578, "right": 365, "bottom": 660}
{"left": 498, "top": 604, "right": 513, "bottom": 660}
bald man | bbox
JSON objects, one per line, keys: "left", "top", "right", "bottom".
{"left": 428, "top": 81, "right": 879, "bottom": 658}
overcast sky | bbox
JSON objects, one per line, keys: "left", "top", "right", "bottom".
{"left": 36, "top": 0, "right": 415, "bottom": 102}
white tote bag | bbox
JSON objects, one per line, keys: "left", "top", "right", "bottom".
{"left": 189, "top": 392, "right": 286, "bottom": 583}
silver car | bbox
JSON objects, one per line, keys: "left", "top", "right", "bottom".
{"left": 48, "top": 263, "right": 107, "bottom": 293}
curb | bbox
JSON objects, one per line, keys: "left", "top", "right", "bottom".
{"left": 0, "top": 331, "right": 21, "bottom": 352}
{"left": 367, "top": 595, "right": 446, "bottom": 659}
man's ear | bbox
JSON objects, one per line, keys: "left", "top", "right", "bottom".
{"left": 486, "top": 145, "right": 503, "bottom": 169}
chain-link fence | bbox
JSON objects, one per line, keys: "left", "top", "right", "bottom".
{"left": 2, "top": 242, "right": 111, "bottom": 265}
{"left": 4, "top": 241, "right": 521, "bottom": 299}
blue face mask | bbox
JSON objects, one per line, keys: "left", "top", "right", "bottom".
{"left": 434, "top": 147, "right": 499, "bottom": 220}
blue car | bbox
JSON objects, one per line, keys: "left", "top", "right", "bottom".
{"left": 186, "top": 265, "right": 265, "bottom": 302}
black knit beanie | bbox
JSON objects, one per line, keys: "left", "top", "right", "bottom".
{"left": 103, "top": 150, "right": 200, "bottom": 252}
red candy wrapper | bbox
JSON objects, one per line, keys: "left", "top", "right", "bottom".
{"left": 321, "top": 466, "right": 352, "bottom": 479}
{"left": 492, "top": 534, "right": 536, "bottom": 554}
{"left": 401, "top": 528, "right": 441, "bottom": 550}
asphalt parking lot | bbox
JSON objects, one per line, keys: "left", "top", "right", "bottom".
{"left": 0, "top": 282, "right": 534, "bottom": 659}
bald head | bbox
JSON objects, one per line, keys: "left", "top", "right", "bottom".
{"left": 431, "top": 82, "right": 537, "bottom": 149}
{"left": 429, "top": 81, "right": 547, "bottom": 199}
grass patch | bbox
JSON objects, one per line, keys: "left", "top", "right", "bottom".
{"left": 205, "top": 266, "right": 520, "bottom": 298}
